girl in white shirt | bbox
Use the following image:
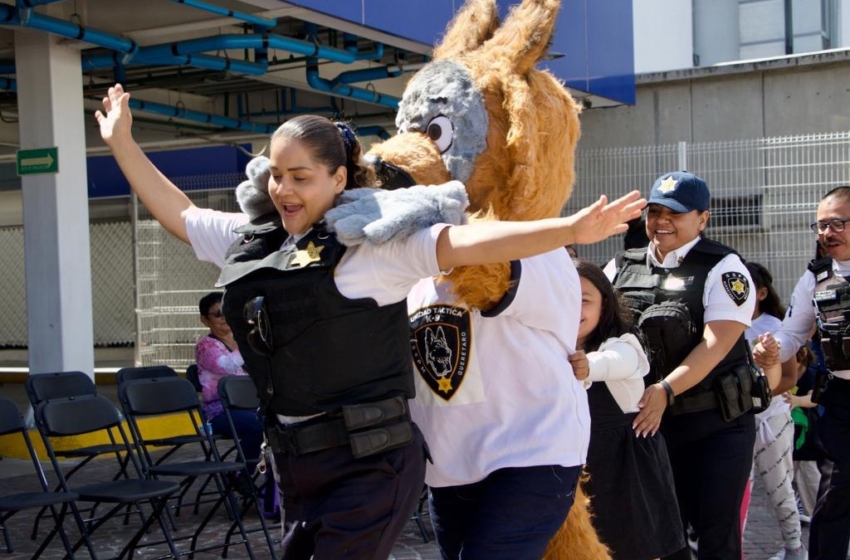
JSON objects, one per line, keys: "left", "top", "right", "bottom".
{"left": 569, "top": 259, "right": 684, "bottom": 560}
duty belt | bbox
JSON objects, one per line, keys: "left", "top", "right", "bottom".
{"left": 266, "top": 396, "right": 413, "bottom": 459}
{"left": 669, "top": 388, "right": 718, "bottom": 416}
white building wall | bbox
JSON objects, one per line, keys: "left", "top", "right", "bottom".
{"left": 633, "top": 0, "right": 693, "bottom": 73}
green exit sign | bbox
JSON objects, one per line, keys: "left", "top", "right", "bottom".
{"left": 16, "top": 147, "right": 58, "bottom": 176}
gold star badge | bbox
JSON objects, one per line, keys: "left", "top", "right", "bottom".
{"left": 730, "top": 278, "right": 745, "bottom": 295}
{"left": 291, "top": 241, "right": 324, "bottom": 267}
{"left": 437, "top": 376, "right": 453, "bottom": 394}
{"left": 658, "top": 176, "right": 678, "bottom": 193}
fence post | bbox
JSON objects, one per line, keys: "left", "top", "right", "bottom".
{"left": 678, "top": 141, "right": 688, "bottom": 171}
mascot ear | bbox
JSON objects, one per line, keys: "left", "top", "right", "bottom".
{"left": 433, "top": 0, "right": 500, "bottom": 60}
{"left": 478, "top": 0, "right": 560, "bottom": 76}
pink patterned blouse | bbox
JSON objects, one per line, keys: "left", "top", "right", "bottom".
{"left": 195, "top": 334, "right": 248, "bottom": 420}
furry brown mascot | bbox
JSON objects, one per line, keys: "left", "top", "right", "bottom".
{"left": 367, "top": 0, "right": 611, "bottom": 558}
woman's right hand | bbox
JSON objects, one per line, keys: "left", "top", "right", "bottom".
{"left": 94, "top": 84, "right": 133, "bottom": 148}
{"left": 569, "top": 351, "right": 589, "bottom": 381}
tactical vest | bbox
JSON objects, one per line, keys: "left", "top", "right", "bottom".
{"left": 810, "top": 257, "right": 850, "bottom": 371}
{"left": 613, "top": 238, "right": 750, "bottom": 393}
{"left": 218, "top": 214, "right": 414, "bottom": 417}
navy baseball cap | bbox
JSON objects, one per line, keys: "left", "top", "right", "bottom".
{"left": 648, "top": 171, "right": 710, "bottom": 213}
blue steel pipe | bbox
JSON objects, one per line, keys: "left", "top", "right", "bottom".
{"left": 306, "top": 60, "right": 399, "bottom": 109}
{"left": 342, "top": 32, "right": 384, "bottom": 61}
{"left": 83, "top": 50, "right": 267, "bottom": 75}
{"left": 128, "top": 98, "right": 276, "bottom": 134}
{"left": 332, "top": 66, "right": 405, "bottom": 85}
{"left": 0, "top": 6, "right": 140, "bottom": 54}
{"left": 353, "top": 126, "right": 390, "bottom": 140}
{"left": 17, "top": 0, "right": 68, "bottom": 7}
{"left": 168, "top": 0, "right": 276, "bottom": 29}
{"left": 0, "top": 77, "right": 17, "bottom": 91}
{"left": 138, "top": 34, "right": 356, "bottom": 65}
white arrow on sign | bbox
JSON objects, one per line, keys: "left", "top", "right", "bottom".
{"left": 21, "top": 153, "right": 54, "bottom": 168}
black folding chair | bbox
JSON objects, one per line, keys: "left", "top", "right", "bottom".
{"left": 0, "top": 397, "right": 84, "bottom": 559}
{"left": 25, "top": 371, "right": 132, "bottom": 538}
{"left": 35, "top": 394, "right": 181, "bottom": 559}
{"left": 218, "top": 375, "right": 279, "bottom": 559}
{"left": 115, "top": 365, "right": 178, "bottom": 386}
{"left": 119, "top": 376, "right": 257, "bottom": 559}
{"left": 185, "top": 364, "right": 202, "bottom": 393}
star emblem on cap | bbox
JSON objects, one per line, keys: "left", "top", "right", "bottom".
{"left": 658, "top": 176, "right": 678, "bottom": 193}
{"left": 291, "top": 241, "right": 324, "bottom": 267}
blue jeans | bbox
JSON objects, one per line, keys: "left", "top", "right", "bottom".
{"left": 210, "top": 409, "right": 264, "bottom": 462}
{"left": 429, "top": 465, "right": 581, "bottom": 560}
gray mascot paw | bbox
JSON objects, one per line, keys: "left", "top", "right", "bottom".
{"left": 325, "top": 181, "right": 469, "bottom": 246}
{"left": 235, "top": 156, "right": 276, "bottom": 219}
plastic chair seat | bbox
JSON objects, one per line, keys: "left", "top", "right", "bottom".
{"left": 145, "top": 433, "right": 223, "bottom": 448}
{"left": 55, "top": 442, "right": 126, "bottom": 458}
{"left": 150, "top": 461, "right": 246, "bottom": 478}
{"left": 0, "top": 491, "right": 80, "bottom": 512}
{"left": 74, "top": 479, "right": 180, "bottom": 503}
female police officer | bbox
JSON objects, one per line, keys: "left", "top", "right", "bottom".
{"left": 611, "top": 171, "right": 762, "bottom": 560}
{"left": 95, "top": 83, "right": 644, "bottom": 560}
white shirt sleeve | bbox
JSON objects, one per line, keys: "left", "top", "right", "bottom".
{"left": 334, "top": 224, "right": 449, "bottom": 306}
{"left": 775, "top": 271, "right": 817, "bottom": 362}
{"left": 184, "top": 208, "right": 250, "bottom": 269}
{"left": 586, "top": 333, "right": 650, "bottom": 382}
{"left": 703, "top": 253, "right": 755, "bottom": 326}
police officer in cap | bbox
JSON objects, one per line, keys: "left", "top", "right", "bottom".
{"left": 611, "top": 171, "right": 760, "bottom": 560}
{"left": 764, "top": 185, "right": 850, "bottom": 559}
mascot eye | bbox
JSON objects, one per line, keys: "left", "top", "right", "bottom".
{"left": 426, "top": 116, "right": 453, "bottom": 153}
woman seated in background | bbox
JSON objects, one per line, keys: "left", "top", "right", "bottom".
{"left": 196, "top": 292, "right": 263, "bottom": 469}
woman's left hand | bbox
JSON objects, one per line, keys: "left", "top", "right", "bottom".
{"left": 753, "top": 332, "right": 781, "bottom": 369}
{"left": 569, "top": 351, "right": 589, "bottom": 381}
{"left": 568, "top": 191, "right": 646, "bottom": 245}
{"left": 633, "top": 383, "right": 668, "bottom": 438}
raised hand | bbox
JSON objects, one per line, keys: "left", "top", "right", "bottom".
{"left": 568, "top": 191, "right": 646, "bottom": 245}
{"left": 94, "top": 84, "right": 133, "bottom": 148}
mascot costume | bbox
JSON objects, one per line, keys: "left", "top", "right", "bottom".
{"left": 367, "top": 0, "right": 609, "bottom": 558}
{"left": 234, "top": 0, "right": 611, "bottom": 556}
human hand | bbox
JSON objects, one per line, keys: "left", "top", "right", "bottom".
{"left": 94, "top": 84, "right": 133, "bottom": 148}
{"left": 567, "top": 191, "right": 646, "bottom": 245}
{"left": 569, "top": 351, "right": 589, "bottom": 381}
{"left": 753, "top": 333, "right": 781, "bottom": 369}
{"left": 633, "top": 383, "right": 667, "bottom": 437}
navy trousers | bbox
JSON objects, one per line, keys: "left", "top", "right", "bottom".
{"left": 429, "top": 465, "right": 581, "bottom": 560}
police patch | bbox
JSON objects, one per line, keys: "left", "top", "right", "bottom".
{"left": 410, "top": 304, "right": 471, "bottom": 402}
{"left": 721, "top": 271, "right": 750, "bottom": 306}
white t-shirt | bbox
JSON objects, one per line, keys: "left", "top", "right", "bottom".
{"left": 774, "top": 258, "right": 850, "bottom": 380}
{"left": 584, "top": 332, "right": 650, "bottom": 414}
{"left": 746, "top": 313, "right": 789, "bottom": 420}
{"left": 185, "top": 208, "right": 447, "bottom": 306}
{"left": 407, "top": 251, "right": 590, "bottom": 488}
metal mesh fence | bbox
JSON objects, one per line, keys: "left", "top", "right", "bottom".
{"left": 567, "top": 133, "right": 850, "bottom": 300}
{"left": 134, "top": 173, "right": 243, "bottom": 368}
{"left": 0, "top": 221, "right": 135, "bottom": 347}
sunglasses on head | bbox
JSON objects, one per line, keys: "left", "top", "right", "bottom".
{"left": 243, "top": 296, "right": 273, "bottom": 357}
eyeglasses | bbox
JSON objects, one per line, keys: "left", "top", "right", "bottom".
{"left": 243, "top": 296, "right": 272, "bottom": 356}
{"left": 810, "top": 218, "right": 850, "bottom": 234}
{"left": 207, "top": 309, "right": 224, "bottom": 319}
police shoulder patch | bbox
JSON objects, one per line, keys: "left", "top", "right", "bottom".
{"left": 721, "top": 271, "right": 750, "bottom": 306}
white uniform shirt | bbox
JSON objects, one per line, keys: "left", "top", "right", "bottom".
{"left": 608, "top": 238, "right": 756, "bottom": 326}
{"left": 774, "top": 258, "right": 850, "bottom": 380}
{"left": 584, "top": 332, "right": 650, "bottom": 414}
{"left": 407, "top": 251, "right": 590, "bottom": 488}
{"left": 746, "top": 313, "right": 790, "bottom": 420}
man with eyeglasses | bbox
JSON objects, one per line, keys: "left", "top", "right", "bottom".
{"left": 761, "top": 185, "right": 850, "bottom": 559}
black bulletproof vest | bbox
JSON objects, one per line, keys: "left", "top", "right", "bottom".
{"left": 810, "top": 257, "right": 850, "bottom": 371}
{"left": 218, "top": 214, "right": 414, "bottom": 417}
{"left": 613, "top": 238, "right": 750, "bottom": 390}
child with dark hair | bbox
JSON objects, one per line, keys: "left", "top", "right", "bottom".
{"left": 569, "top": 259, "right": 684, "bottom": 560}
{"left": 744, "top": 261, "right": 807, "bottom": 560}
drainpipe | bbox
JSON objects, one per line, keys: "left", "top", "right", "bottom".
{"left": 127, "top": 98, "right": 276, "bottom": 134}
{"left": 305, "top": 59, "right": 400, "bottom": 109}
{"left": 16, "top": 0, "right": 68, "bottom": 7}
{"left": 168, "top": 0, "right": 276, "bottom": 29}
{"left": 332, "top": 66, "right": 405, "bottom": 85}
{"left": 342, "top": 32, "right": 384, "bottom": 61}
{"left": 0, "top": 77, "right": 17, "bottom": 91}
{"left": 353, "top": 126, "right": 390, "bottom": 140}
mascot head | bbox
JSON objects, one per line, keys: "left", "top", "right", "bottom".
{"left": 369, "top": 0, "right": 581, "bottom": 222}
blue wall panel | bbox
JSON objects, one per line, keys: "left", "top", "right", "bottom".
{"left": 284, "top": 0, "right": 635, "bottom": 105}
{"left": 87, "top": 145, "right": 251, "bottom": 198}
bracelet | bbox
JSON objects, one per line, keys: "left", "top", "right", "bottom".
{"left": 659, "top": 379, "right": 675, "bottom": 406}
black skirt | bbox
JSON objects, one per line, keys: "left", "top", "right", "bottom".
{"left": 583, "top": 382, "right": 685, "bottom": 560}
